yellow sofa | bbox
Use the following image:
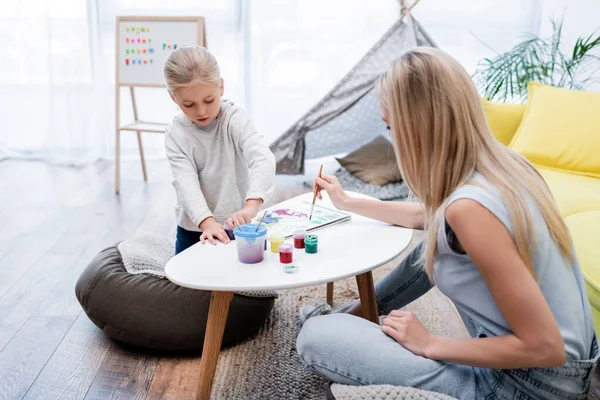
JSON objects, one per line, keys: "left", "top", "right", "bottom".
{"left": 483, "top": 83, "right": 600, "bottom": 333}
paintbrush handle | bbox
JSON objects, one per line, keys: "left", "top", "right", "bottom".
{"left": 311, "top": 164, "right": 324, "bottom": 206}
{"left": 310, "top": 185, "right": 319, "bottom": 205}
{"left": 255, "top": 210, "right": 268, "bottom": 231}
{"left": 309, "top": 165, "right": 324, "bottom": 220}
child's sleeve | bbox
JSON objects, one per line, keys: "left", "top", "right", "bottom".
{"left": 165, "top": 127, "right": 214, "bottom": 228}
{"left": 229, "top": 110, "right": 276, "bottom": 203}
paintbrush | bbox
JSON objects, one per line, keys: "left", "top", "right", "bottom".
{"left": 255, "top": 210, "right": 268, "bottom": 232}
{"left": 309, "top": 164, "right": 324, "bottom": 220}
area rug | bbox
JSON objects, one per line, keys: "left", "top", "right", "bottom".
{"left": 211, "top": 232, "right": 467, "bottom": 399}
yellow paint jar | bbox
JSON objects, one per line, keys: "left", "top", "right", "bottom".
{"left": 270, "top": 232, "right": 285, "bottom": 253}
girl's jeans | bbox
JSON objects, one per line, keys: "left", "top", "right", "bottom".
{"left": 175, "top": 225, "right": 201, "bottom": 255}
{"left": 297, "top": 241, "right": 598, "bottom": 399}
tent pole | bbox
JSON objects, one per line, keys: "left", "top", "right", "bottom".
{"left": 399, "top": 0, "right": 406, "bottom": 18}
{"left": 398, "top": 0, "right": 420, "bottom": 18}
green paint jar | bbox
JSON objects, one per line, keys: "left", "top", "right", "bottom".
{"left": 304, "top": 235, "right": 318, "bottom": 254}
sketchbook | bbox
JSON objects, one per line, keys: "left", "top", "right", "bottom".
{"left": 253, "top": 201, "right": 351, "bottom": 238}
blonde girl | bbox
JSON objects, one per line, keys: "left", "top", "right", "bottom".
{"left": 163, "top": 46, "right": 275, "bottom": 253}
{"left": 297, "top": 48, "right": 597, "bottom": 399}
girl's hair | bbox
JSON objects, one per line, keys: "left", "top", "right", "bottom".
{"left": 376, "top": 47, "right": 573, "bottom": 279}
{"left": 163, "top": 45, "right": 221, "bottom": 91}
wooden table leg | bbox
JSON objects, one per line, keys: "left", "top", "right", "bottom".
{"left": 356, "top": 271, "right": 379, "bottom": 324}
{"left": 326, "top": 282, "right": 334, "bottom": 306}
{"left": 196, "top": 291, "right": 234, "bottom": 400}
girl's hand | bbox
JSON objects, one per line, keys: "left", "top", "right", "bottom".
{"left": 226, "top": 199, "right": 261, "bottom": 230}
{"left": 314, "top": 174, "right": 350, "bottom": 211}
{"left": 199, "top": 218, "right": 231, "bottom": 245}
{"left": 382, "top": 311, "right": 434, "bottom": 358}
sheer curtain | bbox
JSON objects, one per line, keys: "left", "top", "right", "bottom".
{"left": 0, "top": 0, "right": 246, "bottom": 165}
{"left": 0, "top": 0, "right": 109, "bottom": 165}
{"left": 0, "top": 0, "right": 547, "bottom": 165}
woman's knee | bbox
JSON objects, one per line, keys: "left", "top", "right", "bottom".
{"left": 297, "top": 314, "right": 376, "bottom": 363}
{"left": 297, "top": 314, "right": 372, "bottom": 385}
{"left": 298, "top": 315, "right": 347, "bottom": 359}
{"left": 297, "top": 316, "right": 332, "bottom": 364}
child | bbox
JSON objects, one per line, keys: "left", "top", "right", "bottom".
{"left": 163, "top": 46, "right": 275, "bottom": 254}
{"left": 296, "top": 48, "right": 597, "bottom": 399}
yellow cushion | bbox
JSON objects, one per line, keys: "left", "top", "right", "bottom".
{"left": 590, "top": 305, "right": 600, "bottom": 336}
{"left": 509, "top": 82, "right": 600, "bottom": 178}
{"left": 565, "top": 211, "right": 600, "bottom": 320}
{"left": 482, "top": 99, "right": 526, "bottom": 145}
{"left": 537, "top": 166, "right": 600, "bottom": 217}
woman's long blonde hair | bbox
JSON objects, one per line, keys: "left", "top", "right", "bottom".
{"left": 376, "top": 47, "right": 573, "bottom": 279}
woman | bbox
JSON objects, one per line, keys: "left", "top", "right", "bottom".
{"left": 296, "top": 47, "right": 597, "bottom": 399}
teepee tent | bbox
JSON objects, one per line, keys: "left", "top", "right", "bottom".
{"left": 269, "top": 2, "right": 436, "bottom": 175}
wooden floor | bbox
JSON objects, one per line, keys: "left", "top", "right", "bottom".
{"left": 0, "top": 159, "right": 598, "bottom": 400}
{"left": 0, "top": 159, "right": 311, "bottom": 400}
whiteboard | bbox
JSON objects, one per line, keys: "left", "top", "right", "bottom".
{"left": 117, "top": 17, "right": 205, "bottom": 86}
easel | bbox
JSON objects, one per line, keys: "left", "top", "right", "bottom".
{"left": 115, "top": 16, "right": 206, "bottom": 194}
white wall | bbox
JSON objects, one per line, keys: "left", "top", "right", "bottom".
{"left": 540, "top": 0, "right": 599, "bottom": 44}
{"left": 539, "top": 0, "right": 600, "bottom": 90}
{"left": 2, "top": 0, "right": 598, "bottom": 163}
{"left": 120, "top": 0, "right": 600, "bottom": 153}
{"left": 413, "top": 0, "right": 542, "bottom": 74}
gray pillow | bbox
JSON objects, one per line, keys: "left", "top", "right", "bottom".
{"left": 334, "top": 167, "right": 410, "bottom": 201}
{"left": 336, "top": 136, "right": 402, "bottom": 186}
{"left": 75, "top": 245, "right": 274, "bottom": 351}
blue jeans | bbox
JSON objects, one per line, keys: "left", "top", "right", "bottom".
{"left": 175, "top": 225, "right": 201, "bottom": 255}
{"left": 296, "top": 241, "right": 598, "bottom": 399}
{"left": 174, "top": 225, "right": 247, "bottom": 255}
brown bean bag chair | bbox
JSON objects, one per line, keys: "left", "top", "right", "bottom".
{"left": 75, "top": 243, "right": 275, "bottom": 351}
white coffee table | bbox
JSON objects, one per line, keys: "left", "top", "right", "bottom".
{"left": 165, "top": 191, "right": 413, "bottom": 400}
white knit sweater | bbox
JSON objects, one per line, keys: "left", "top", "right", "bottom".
{"left": 165, "top": 99, "right": 276, "bottom": 231}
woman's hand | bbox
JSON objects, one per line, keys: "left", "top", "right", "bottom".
{"left": 226, "top": 199, "right": 262, "bottom": 229}
{"left": 314, "top": 174, "right": 350, "bottom": 211}
{"left": 199, "top": 217, "right": 231, "bottom": 245}
{"left": 382, "top": 310, "right": 434, "bottom": 358}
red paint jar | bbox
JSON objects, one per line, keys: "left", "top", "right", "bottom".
{"left": 279, "top": 244, "right": 293, "bottom": 264}
{"left": 293, "top": 230, "right": 307, "bottom": 249}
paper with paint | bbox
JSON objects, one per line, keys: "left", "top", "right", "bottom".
{"left": 252, "top": 201, "right": 351, "bottom": 238}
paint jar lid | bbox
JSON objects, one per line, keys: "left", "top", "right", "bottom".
{"left": 283, "top": 264, "right": 298, "bottom": 274}
{"left": 305, "top": 234, "right": 318, "bottom": 244}
{"left": 293, "top": 229, "right": 307, "bottom": 238}
{"left": 270, "top": 231, "right": 285, "bottom": 242}
{"left": 233, "top": 224, "right": 267, "bottom": 239}
{"left": 279, "top": 243, "right": 293, "bottom": 253}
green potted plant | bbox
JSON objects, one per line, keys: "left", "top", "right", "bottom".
{"left": 473, "top": 19, "right": 600, "bottom": 103}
